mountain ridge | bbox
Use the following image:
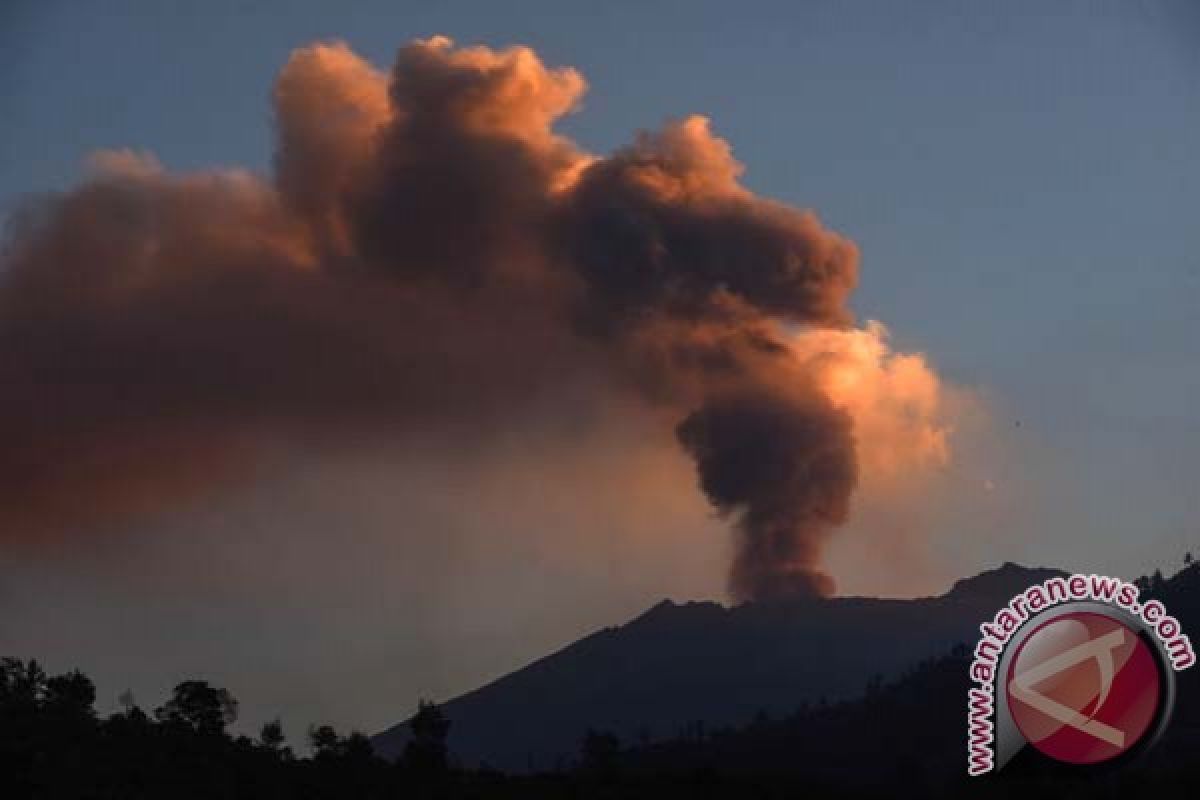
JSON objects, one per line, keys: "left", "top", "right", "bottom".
{"left": 372, "top": 562, "right": 1067, "bottom": 770}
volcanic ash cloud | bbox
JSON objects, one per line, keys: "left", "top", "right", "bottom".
{"left": 0, "top": 36, "right": 956, "bottom": 601}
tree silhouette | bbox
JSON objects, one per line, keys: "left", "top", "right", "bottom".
{"left": 259, "top": 717, "right": 288, "bottom": 756}
{"left": 309, "top": 723, "right": 342, "bottom": 757}
{"left": 42, "top": 670, "right": 96, "bottom": 719}
{"left": 155, "top": 680, "right": 238, "bottom": 735}
{"left": 0, "top": 657, "right": 46, "bottom": 712}
{"left": 404, "top": 699, "right": 451, "bottom": 776}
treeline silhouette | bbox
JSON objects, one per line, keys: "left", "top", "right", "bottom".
{"left": 1, "top": 660, "right": 481, "bottom": 800}
{"left": 6, "top": 562, "right": 1200, "bottom": 798}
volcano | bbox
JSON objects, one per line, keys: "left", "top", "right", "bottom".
{"left": 372, "top": 562, "right": 1066, "bottom": 770}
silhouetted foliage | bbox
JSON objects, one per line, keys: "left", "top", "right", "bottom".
{"left": 404, "top": 698, "right": 452, "bottom": 779}
{"left": 309, "top": 723, "right": 342, "bottom": 756}
{"left": 260, "top": 717, "right": 289, "bottom": 756}
{"left": 155, "top": 679, "right": 238, "bottom": 735}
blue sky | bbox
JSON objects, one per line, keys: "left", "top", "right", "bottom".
{"left": 2, "top": 0, "right": 1199, "bottom": 736}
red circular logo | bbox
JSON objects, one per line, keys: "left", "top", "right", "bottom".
{"left": 1006, "top": 611, "right": 1161, "bottom": 764}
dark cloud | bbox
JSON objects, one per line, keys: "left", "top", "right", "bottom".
{"left": 559, "top": 116, "right": 857, "bottom": 332}
{"left": 678, "top": 386, "right": 856, "bottom": 601}
{"left": 0, "top": 36, "right": 867, "bottom": 600}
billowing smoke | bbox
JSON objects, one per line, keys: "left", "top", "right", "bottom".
{"left": 0, "top": 37, "right": 950, "bottom": 601}
{"left": 678, "top": 385, "right": 855, "bottom": 600}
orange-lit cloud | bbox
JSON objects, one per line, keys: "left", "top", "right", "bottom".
{"left": 788, "top": 321, "right": 950, "bottom": 479}
{"left": 0, "top": 36, "right": 959, "bottom": 601}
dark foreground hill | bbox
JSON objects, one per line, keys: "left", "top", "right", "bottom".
{"left": 372, "top": 562, "right": 1066, "bottom": 770}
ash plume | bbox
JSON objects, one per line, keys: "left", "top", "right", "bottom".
{"left": 0, "top": 36, "right": 951, "bottom": 601}
{"left": 678, "top": 386, "right": 856, "bottom": 600}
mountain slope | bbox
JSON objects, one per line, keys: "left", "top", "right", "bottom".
{"left": 624, "top": 562, "right": 1200, "bottom": 790}
{"left": 372, "top": 563, "right": 1066, "bottom": 770}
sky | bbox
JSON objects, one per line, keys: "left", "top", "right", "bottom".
{"left": 2, "top": 0, "right": 1199, "bottom": 743}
